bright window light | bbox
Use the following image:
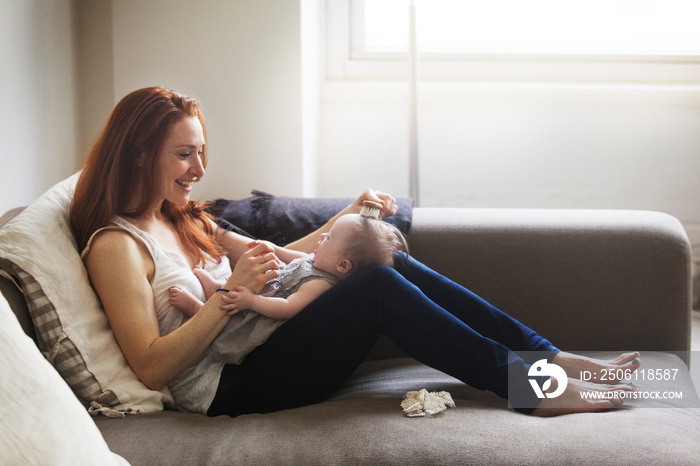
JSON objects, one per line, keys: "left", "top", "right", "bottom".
{"left": 362, "top": 0, "right": 700, "bottom": 56}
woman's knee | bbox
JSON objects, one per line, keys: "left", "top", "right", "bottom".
{"left": 345, "top": 265, "right": 424, "bottom": 303}
{"left": 350, "top": 264, "right": 404, "bottom": 288}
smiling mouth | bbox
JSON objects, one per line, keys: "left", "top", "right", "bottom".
{"left": 176, "top": 179, "right": 195, "bottom": 188}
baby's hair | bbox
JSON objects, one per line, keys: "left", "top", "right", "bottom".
{"left": 344, "top": 217, "right": 409, "bottom": 273}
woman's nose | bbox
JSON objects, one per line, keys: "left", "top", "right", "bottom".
{"left": 190, "top": 155, "right": 205, "bottom": 178}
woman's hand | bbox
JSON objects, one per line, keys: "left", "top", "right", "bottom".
{"left": 225, "top": 241, "right": 280, "bottom": 294}
{"left": 350, "top": 188, "right": 399, "bottom": 220}
{"left": 284, "top": 188, "right": 400, "bottom": 254}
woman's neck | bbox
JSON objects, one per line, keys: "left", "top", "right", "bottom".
{"left": 122, "top": 202, "right": 166, "bottom": 231}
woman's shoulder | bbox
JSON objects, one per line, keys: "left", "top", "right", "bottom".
{"left": 85, "top": 227, "right": 141, "bottom": 253}
{"left": 81, "top": 224, "right": 155, "bottom": 276}
{"left": 83, "top": 227, "right": 157, "bottom": 286}
{"left": 81, "top": 217, "right": 152, "bottom": 257}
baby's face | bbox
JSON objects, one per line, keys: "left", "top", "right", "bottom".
{"left": 312, "top": 215, "right": 360, "bottom": 275}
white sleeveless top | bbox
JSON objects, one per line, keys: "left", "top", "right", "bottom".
{"left": 84, "top": 216, "right": 231, "bottom": 414}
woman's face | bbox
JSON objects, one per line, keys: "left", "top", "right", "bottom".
{"left": 156, "top": 116, "right": 206, "bottom": 207}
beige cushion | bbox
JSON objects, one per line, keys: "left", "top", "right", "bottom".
{"left": 0, "top": 174, "right": 173, "bottom": 416}
{"left": 0, "top": 293, "right": 129, "bottom": 465}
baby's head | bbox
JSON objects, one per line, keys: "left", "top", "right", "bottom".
{"left": 312, "top": 214, "right": 408, "bottom": 280}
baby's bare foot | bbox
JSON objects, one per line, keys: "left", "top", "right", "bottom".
{"left": 169, "top": 286, "right": 204, "bottom": 318}
{"left": 193, "top": 266, "right": 224, "bottom": 300}
{"left": 553, "top": 351, "right": 641, "bottom": 383}
{"left": 531, "top": 377, "right": 635, "bottom": 417}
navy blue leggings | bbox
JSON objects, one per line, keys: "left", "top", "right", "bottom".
{"left": 207, "top": 255, "right": 558, "bottom": 417}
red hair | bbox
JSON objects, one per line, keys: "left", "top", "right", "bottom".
{"left": 70, "top": 87, "right": 224, "bottom": 263}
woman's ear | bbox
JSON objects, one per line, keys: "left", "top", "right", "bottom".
{"left": 337, "top": 258, "right": 353, "bottom": 275}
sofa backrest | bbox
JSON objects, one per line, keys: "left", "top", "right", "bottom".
{"left": 0, "top": 207, "right": 36, "bottom": 341}
{"left": 1, "top": 274, "right": 35, "bottom": 341}
{"left": 409, "top": 207, "right": 692, "bottom": 359}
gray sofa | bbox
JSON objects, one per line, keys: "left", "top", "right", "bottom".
{"left": 2, "top": 206, "right": 700, "bottom": 465}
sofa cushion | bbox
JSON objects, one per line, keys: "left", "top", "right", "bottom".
{"left": 206, "top": 190, "right": 414, "bottom": 246}
{"left": 0, "top": 174, "right": 173, "bottom": 416}
{"left": 0, "top": 293, "right": 128, "bottom": 465}
{"left": 95, "top": 354, "right": 700, "bottom": 465}
{"left": 408, "top": 208, "right": 692, "bottom": 354}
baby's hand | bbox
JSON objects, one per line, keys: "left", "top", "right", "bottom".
{"left": 219, "top": 285, "right": 255, "bottom": 315}
{"left": 247, "top": 239, "right": 276, "bottom": 251}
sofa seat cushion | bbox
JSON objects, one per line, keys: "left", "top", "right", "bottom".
{"left": 95, "top": 353, "right": 700, "bottom": 465}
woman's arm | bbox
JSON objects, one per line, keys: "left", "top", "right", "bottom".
{"left": 285, "top": 189, "right": 399, "bottom": 254}
{"left": 85, "top": 229, "right": 279, "bottom": 391}
{"left": 210, "top": 219, "right": 281, "bottom": 293}
{"left": 221, "top": 280, "right": 334, "bottom": 320}
{"left": 211, "top": 220, "right": 258, "bottom": 266}
{"left": 247, "top": 240, "right": 306, "bottom": 264}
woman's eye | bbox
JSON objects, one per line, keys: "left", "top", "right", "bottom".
{"left": 178, "top": 153, "right": 191, "bottom": 159}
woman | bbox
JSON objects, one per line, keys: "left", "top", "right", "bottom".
{"left": 70, "top": 87, "right": 639, "bottom": 418}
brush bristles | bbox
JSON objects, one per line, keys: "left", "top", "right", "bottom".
{"left": 360, "top": 201, "right": 382, "bottom": 219}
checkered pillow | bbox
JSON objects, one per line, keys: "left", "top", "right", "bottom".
{"left": 0, "top": 174, "right": 173, "bottom": 416}
{"left": 6, "top": 265, "right": 120, "bottom": 407}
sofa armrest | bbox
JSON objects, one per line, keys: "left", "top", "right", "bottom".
{"left": 407, "top": 208, "right": 691, "bottom": 355}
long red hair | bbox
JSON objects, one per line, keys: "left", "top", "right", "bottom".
{"left": 70, "top": 87, "right": 224, "bottom": 263}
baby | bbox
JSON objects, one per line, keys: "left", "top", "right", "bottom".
{"left": 170, "top": 213, "right": 409, "bottom": 364}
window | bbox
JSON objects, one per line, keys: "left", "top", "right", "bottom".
{"left": 326, "top": 0, "right": 700, "bottom": 83}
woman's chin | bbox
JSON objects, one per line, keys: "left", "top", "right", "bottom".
{"left": 167, "top": 195, "right": 191, "bottom": 207}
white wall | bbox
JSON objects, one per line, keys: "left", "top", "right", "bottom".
{"left": 0, "top": 0, "right": 79, "bottom": 216}
{"left": 1, "top": 0, "right": 316, "bottom": 214}
{"left": 74, "top": 0, "right": 115, "bottom": 157}
{"left": 4, "top": 0, "right": 700, "bottom": 259}
{"left": 301, "top": 0, "right": 322, "bottom": 197}
{"left": 1, "top": 0, "right": 312, "bottom": 215}
{"left": 318, "top": 82, "right": 700, "bottom": 254}
{"left": 111, "top": 0, "right": 306, "bottom": 202}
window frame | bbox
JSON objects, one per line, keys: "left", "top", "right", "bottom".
{"left": 325, "top": 0, "right": 700, "bottom": 84}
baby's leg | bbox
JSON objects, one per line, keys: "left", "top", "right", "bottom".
{"left": 193, "top": 266, "right": 226, "bottom": 300}
{"left": 169, "top": 286, "right": 204, "bottom": 317}
{"left": 553, "top": 351, "right": 641, "bottom": 383}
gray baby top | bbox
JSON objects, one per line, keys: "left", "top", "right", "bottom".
{"left": 209, "top": 254, "right": 340, "bottom": 364}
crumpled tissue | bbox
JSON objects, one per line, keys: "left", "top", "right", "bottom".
{"left": 401, "top": 389, "right": 455, "bottom": 417}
